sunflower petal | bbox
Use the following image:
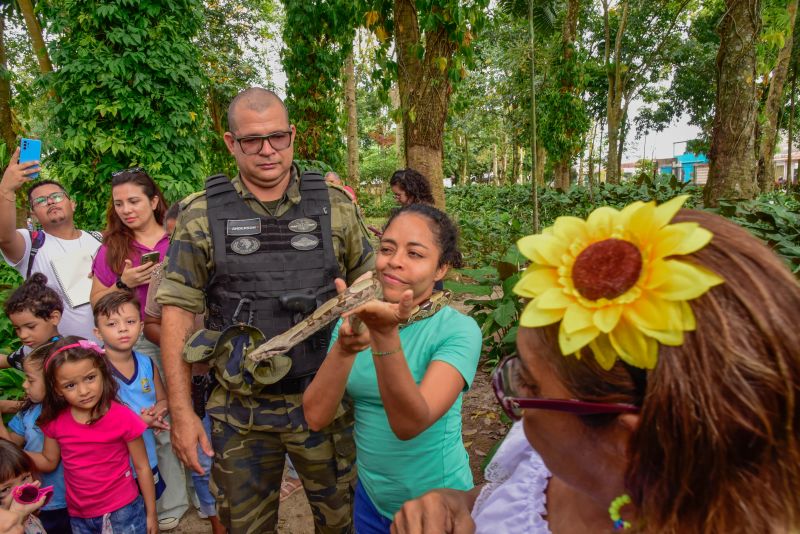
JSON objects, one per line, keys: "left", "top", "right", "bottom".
{"left": 559, "top": 324, "right": 599, "bottom": 355}
{"left": 609, "top": 319, "right": 650, "bottom": 367}
{"left": 536, "top": 287, "right": 573, "bottom": 310}
{"left": 625, "top": 297, "right": 682, "bottom": 331}
{"left": 589, "top": 335, "right": 618, "bottom": 370}
{"left": 563, "top": 302, "right": 595, "bottom": 333}
{"left": 593, "top": 305, "right": 623, "bottom": 333}
{"left": 652, "top": 194, "right": 689, "bottom": 227}
{"left": 649, "top": 260, "right": 724, "bottom": 300}
{"left": 637, "top": 325, "right": 684, "bottom": 345}
{"left": 518, "top": 234, "right": 568, "bottom": 266}
{"left": 680, "top": 300, "right": 696, "bottom": 330}
{"left": 519, "top": 303, "right": 564, "bottom": 327}
{"left": 651, "top": 223, "right": 713, "bottom": 259}
{"left": 585, "top": 206, "right": 620, "bottom": 239}
{"left": 552, "top": 216, "right": 589, "bottom": 243}
{"left": 514, "top": 267, "right": 558, "bottom": 297}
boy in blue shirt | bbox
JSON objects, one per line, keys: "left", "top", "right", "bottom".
{"left": 93, "top": 292, "right": 169, "bottom": 499}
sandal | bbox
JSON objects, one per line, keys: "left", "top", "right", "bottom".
{"left": 280, "top": 476, "right": 303, "bottom": 502}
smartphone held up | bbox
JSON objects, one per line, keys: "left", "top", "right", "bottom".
{"left": 19, "top": 138, "right": 42, "bottom": 179}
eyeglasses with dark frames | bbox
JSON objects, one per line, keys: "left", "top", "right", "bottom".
{"left": 492, "top": 355, "right": 640, "bottom": 421}
{"left": 111, "top": 167, "right": 145, "bottom": 178}
{"left": 234, "top": 131, "right": 293, "bottom": 155}
{"left": 31, "top": 191, "right": 68, "bottom": 207}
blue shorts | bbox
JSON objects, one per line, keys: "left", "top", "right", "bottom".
{"left": 70, "top": 495, "right": 146, "bottom": 534}
{"left": 354, "top": 480, "right": 392, "bottom": 534}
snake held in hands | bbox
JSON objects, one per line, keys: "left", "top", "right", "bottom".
{"left": 247, "top": 274, "right": 382, "bottom": 363}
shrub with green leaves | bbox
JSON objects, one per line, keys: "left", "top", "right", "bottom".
{"left": 42, "top": 0, "right": 208, "bottom": 227}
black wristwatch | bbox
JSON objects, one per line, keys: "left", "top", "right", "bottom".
{"left": 116, "top": 277, "right": 131, "bottom": 290}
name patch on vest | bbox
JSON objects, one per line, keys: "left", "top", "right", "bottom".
{"left": 226, "top": 218, "right": 262, "bottom": 236}
{"left": 231, "top": 236, "right": 260, "bottom": 255}
{"left": 291, "top": 234, "right": 319, "bottom": 250}
{"left": 288, "top": 218, "right": 318, "bottom": 233}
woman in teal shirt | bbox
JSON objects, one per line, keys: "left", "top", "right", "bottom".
{"left": 304, "top": 203, "right": 482, "bottom": 534}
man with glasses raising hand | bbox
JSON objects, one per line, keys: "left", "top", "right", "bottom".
{"left": 157, "top": 87, "right": 374, "bottom": 533}
{"left": 0, "top": 146, "right": 101, "bottom": 343}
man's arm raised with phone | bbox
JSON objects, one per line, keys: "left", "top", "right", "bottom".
{"left": 0, "top": 147, "right": 39, "bottom": 264}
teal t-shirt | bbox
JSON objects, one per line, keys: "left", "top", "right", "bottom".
{"left": 335, "top": 305, "right": 482, "bottom": 519}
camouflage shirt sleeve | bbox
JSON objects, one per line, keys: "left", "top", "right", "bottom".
{"left": 328, "top": 185, "right": 375, "bottom": 284}
{"left": 155, "top": 192, "right": 212, "bottom": 314}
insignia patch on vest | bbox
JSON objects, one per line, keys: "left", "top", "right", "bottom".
{"left": 226, "top": 218, "right": 262, "bottom": 236}
{"left": 140, "top": 377, "right": 152, "bottom": 393}
{"left": 288, "top": 217, "right": 318, "bottom": 233}
{"left": 231, "top": 236, "right": 261, "bottom": 255}
{"left": 291, "top": 234, "right": 319, "bottom": 250}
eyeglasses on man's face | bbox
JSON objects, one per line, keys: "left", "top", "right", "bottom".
{"left": 491, "top": 355, "right": 640, "bottom": 421}
{"left": 31, "top": 192, "right": 67, "bottom": 208}
{"left": 234, "top": 130, "right": 293, "bottom": 155}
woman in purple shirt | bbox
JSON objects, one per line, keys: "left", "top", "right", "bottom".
{"left": 90, "top": 168, "right": 169, "bottom": 319}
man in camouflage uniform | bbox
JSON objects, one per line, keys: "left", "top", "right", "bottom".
{"left": 157, "top": 87, "right": 374, "bottom": 533}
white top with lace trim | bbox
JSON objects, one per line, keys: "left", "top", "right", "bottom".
{"left": 472, "top": 421, "right": 552, "bottom": 533}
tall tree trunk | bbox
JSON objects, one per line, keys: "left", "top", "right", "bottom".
{"left": 705, "top": 0, "right": 761, "bottom": 206}
{"left": 598, "top": 120, "right": 605, "bottom": 182}
{"left": 390, "top": 84, "right": 405, "bottom": 168}
{"left": 208, "top": 86, "right": 224, "bottom": 138}
{"left": 461, "top": 133, "right": 468, "bottom": 184}
{"left": 0, "top": 14, "right": 15, "bottom": 151}
{"left": 492, "top": 143, "right": 499, "bottom": 185}
{"left": 603, "top": 0, "right": 629, "bottom": 184}
{"left": 535, "top": 142, "right": 546, "bottom": 186}
{"left": 395, "top": 0, "right": 455, "bottom": 208}
{"left": 757, "top": 0, "right": 799, "bottom": 192}
{"left": 552, "top": 0, "right": 581, "bottom": 192}
{"left": 789, "top": 62, "right": 797, "bottom": 190}
{"left": 578, "top": 119, "right": 597, "bottom": 187}
{"left": 17, "top": 0, "right": 53, "bottom": 75}
{"left": 0, "top": 14, "right": 25, "bottom": 230}
{"left": 344, "top": 50, "right": 359, "bottom": 190}
{"left": 511, "top": 140, "right": 519, "bottom": 184}
{"left": 617, "top": 100, "right": 630, "bottom": 176}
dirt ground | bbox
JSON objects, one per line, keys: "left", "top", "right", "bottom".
{"left": 174, "top": 295, "right": 509, "bottom": 533}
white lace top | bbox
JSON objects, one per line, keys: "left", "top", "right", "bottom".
{"left": 472, "top": 421, "right": 552, "bottom": 533}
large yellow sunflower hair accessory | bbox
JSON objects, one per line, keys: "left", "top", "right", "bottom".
{"left": 514, "top": 195, "right": 723, "bottom": 370}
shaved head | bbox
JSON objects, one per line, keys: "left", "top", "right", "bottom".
{"left": 227, "top": 87, "right": 289, "bottom": 132}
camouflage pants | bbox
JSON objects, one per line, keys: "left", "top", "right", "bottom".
{"left": 208, "top": 390, "right": 356, "bottom": 534}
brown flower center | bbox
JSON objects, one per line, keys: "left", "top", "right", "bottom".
{"left": 572, "top": 239, "right": 642, "bottom": 301}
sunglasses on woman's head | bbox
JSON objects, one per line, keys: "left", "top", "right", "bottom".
{"left": 491, "top": 355, "right": 640, "bottom": 421}
{"left": 111, "top": 167, "right": 144, "bottom": 177}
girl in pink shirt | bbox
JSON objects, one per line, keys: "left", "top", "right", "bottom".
{"left": 28, "top": 337, "right": 157, "bottom": 534}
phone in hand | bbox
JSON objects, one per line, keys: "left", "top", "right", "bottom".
{"left": 19, "top": 138, "right": 42, "bottom": 179}
{"left": 140, "top": 251, "right": 160, "bottom": 265}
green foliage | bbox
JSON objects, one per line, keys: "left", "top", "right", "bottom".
{"left": 712, "top": 192, "right": 800, "bottom": 273}
{"left": 0, "top": 263, "right": 22, "bottom": 355}
{"left": 0, "top": 368, "right": 25, "bottom": 423}
{"left": 282, "top": 0, "right": 359, "bottom": 170}
{"left": 447, "top": 175, "right": 703, "bottom": 268}
{"left": 447, "top": 246, "right": 526, "bottom": 368}
{"left": 360, "top": 144, "right": 398, "bottom": 186}
{"left": 359, "top": 191, "right": 396, "bottom": 218}
{"left": 42, "top": 0, "right": 208, "bottom": 227}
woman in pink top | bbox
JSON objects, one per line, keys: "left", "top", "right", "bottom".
{"left": 90, "top": 168, "right": 169, "bottom": 321}
{"left": 28, "top": 337, "right": 157, "bottom": 534}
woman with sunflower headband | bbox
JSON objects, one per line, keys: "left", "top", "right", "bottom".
{"left": 392, "top": 195, "right": 800, "bottom": 533}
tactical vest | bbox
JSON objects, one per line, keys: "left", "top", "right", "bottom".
{"left": 205, "top": 171, "right": 341, "bottom": 386}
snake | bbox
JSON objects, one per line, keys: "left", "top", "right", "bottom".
{"left": 247, "top": 274, "right": 382, "bottom": 363}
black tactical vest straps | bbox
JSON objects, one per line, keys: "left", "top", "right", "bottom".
{"left": 205, "top": 171, "right": 341, "bottom": 386}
